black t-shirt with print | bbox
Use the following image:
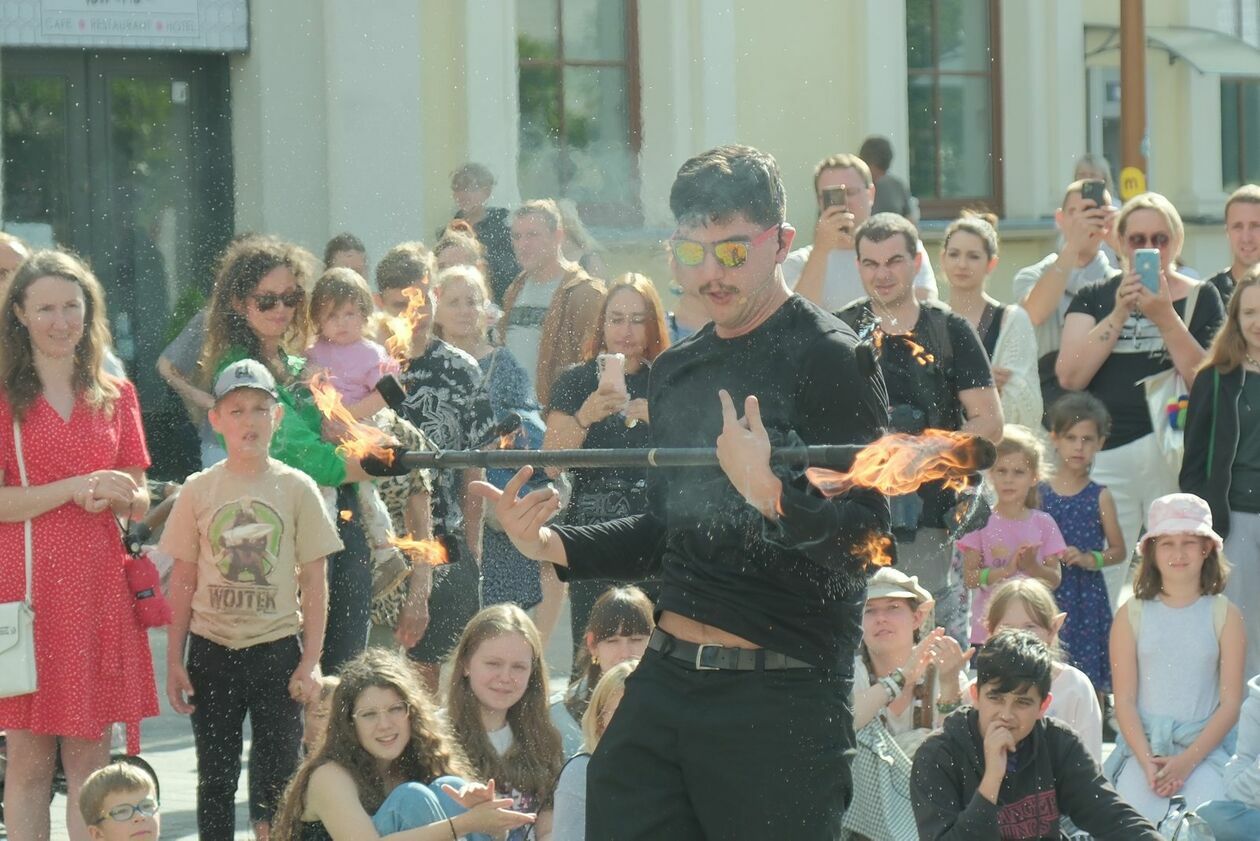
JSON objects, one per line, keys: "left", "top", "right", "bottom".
{"left": 551, "top": 295, "right": 891, "bottom": 669}
{"left": 399, "top": 338, "right": 496, "bottom": 537}
{"left": 548, "top": 359, "right": 652, "bottom": 525}
{"left": 838, "top": 301, "right": 993, "bottom": 528}
{"left": 1065, "top": 276, "right": 1224, "bottom": 449}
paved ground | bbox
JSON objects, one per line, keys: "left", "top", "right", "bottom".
{"left": 23, "top": 603, "right": 577, "bottom": 840}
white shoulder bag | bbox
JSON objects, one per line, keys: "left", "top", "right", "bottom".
{"left": 0, "top": 418, "right": 38, "bottom": 698}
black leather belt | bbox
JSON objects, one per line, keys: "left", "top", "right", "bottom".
{"left": 647, "top": 629, "right": 816, "bottom": 671}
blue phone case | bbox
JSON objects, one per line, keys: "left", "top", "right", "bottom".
{"left": 1134, "top": 249, "right": 1161, "bottom": 293}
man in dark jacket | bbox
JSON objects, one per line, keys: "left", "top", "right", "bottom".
{"left": 911, "top": 630, "right": 1159, "bottom": 840}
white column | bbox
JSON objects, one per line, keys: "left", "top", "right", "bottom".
{"left": 856, "top": 0, "right": 909, "bottom": 179}
{"left": 999, "top": 0, "right": 1087, "bottom": 219}
{"left": 229, "top": 0, "right": 330, "bottom": 249}
{"left": 696, "top": 0, "right": 737, "bottom": 150}
{"left": 465, "top": 0, "right": 522, "bottom": 207}
{"left": 321, "top": 0, "right": 426, "bottom": 262}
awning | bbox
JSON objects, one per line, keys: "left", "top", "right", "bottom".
{"left": 1086, "top": 24, "right": 1260, "bottom": 77}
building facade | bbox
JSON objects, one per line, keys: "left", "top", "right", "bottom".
{"left": 2, "top": 0, "right": 1259, "bottom": 393}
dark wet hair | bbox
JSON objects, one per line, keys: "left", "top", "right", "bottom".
{"left": 854, "top": 212, "right": 919, "bottom": 260}
{"left": 974, "top": 628, "right": 1052, "bottom": 699}
{"left": 669, "top": 144, "right": 786, "bottom": 230}
{"left": 1047, "top": 391, "right": 1111, "bottom": 439}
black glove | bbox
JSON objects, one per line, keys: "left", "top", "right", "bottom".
{"left": 360, "top": 445, "right": 412, "bottom": 477}
{"left": 375, "top": 374, "right": 408, "bottom": 414}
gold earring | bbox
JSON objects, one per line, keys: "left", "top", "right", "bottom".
{"left": 591, "top": 655, "right": 600, "bottom": 666}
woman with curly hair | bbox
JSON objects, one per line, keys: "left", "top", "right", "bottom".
{"left": 446, "top": 605, "right": 564, "bottom": 840}
{"left": 199, "top": 235, "right": 388, "bottom": 674}
{"left": 271, "top": 648, "right": 534, "bottom": 840}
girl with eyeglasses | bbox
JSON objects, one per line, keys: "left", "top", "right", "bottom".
{"left": 271, "top": 648, "right": 534, "bottom": 841}
{"left": 543, "top": 274, "right": 669, "bottom": 657}
{"left": 200, "top": 236, "right": 383, "bottom": 678}
{"left": 446, "top": 605, "right": 563, "bottom": 841}
{"left": 1056, "top": 192, "right": 1225, "bottom": 605}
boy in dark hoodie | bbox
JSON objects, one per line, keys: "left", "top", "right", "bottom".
{"left": 910, "top": 629, "right": 1160, "bottom": 840}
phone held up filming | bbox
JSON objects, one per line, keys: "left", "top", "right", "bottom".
{"left": 1134, "top": 248, "right": 1162, "bottom": 294}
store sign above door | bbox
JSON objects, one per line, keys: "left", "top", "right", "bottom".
{"left": 0, "top": 0, "right": 248, "bottom": 51}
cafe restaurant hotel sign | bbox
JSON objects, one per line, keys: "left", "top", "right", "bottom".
{"left": 0, "top": 0, "right": 248, "bottom": 51}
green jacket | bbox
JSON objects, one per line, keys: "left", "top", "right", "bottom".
{"left": 216, "top": 346, "right": 347, "bottom": 487}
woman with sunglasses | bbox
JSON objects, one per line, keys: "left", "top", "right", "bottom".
{"left": 200, "top": 236, "right": 382, "bottom": 676}
{"left": 1056, "top": 192, "right": 1225, "bottom": 603}
{"left": 543, "top": 274, "right": 669, "bottom": 656}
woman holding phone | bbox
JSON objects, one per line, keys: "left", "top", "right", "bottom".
{"left": 1056, "top": 192, "right": 1224, "bottom": 603}
{"left": 543, "top": 274, "right": 669, "bottom": 654}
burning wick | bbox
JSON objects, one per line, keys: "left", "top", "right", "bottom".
{"left": 384, "top": 286, "right": 432, "bottom": 361}
{"left": 388, "top": 534, "right": 449, "bottom": 566}
{"left": 308, "top": 371, "right": 398, "bottom": 465}
{"left": 859, "top": 532, "right": 895, "bottom": 568}
{"left": 339, "top": 509, "right": 353, "bottom": 522}
{"left": 805, "top": 429, "right": 983, "bottom": 499}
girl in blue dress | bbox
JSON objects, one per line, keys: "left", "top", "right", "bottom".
{"left": 1040, "top": 393, "right": 1127, "bottom": 701}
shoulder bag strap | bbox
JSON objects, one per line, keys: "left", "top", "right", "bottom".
{"left": 12, "top": 419, "right": 32, "bottom": 607}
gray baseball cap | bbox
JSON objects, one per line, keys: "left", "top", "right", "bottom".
{"left": 213, "top": 359, "right": 279, "bottom": 402}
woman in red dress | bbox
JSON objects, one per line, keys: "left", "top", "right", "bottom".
{"left": 0, "top": 250, "right": 156, "bottom": 840}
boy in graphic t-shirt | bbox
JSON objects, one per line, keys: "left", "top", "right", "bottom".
{"left": 162, "top": 359, "right": 343, "bottom": 840}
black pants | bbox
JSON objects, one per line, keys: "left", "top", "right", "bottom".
{"left": 187, "top": 634, "right": 303, "bottom": 838}
{"left": 322, "top": 485, "right": 372, "bottom": 674}
{"left": 587, "top": 646, "right": 854, "bottom": 840}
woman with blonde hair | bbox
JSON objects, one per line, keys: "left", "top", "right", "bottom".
{"left": 0, "top": 250, "right": 157, "bottom": 840}
{"left": 1057, "top": 191, "right": 1225, "bottom": 604}
{"left": 446, "top": 604, "right": 564, "bottom": 840}
{"left": 551, "top": 659, "right": 639, "bottom": 841}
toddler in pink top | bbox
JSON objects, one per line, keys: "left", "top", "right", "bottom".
{"left": 957, "top": 425, "right": 1066, "bottom": 644}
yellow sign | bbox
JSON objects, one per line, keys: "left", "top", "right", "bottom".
{"left": 1120, "top": 166, "right": 1147, "bottom": 201}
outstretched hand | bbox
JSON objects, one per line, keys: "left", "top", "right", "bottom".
{"left": 716, "top": 390, "right": 781, "bottom": 518}
{"left": 469, "top": 467, "right": 562, "bottom": 562}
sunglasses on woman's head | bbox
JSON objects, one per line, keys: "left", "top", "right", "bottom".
{"left": 250, "top": 289, "right": 305, "bottom": 312}
{"left": 1126, "top": 232, "right": 1171, "bottom": 249}
{"left": 669, "top": 223, "right": 782, "bottom": 269}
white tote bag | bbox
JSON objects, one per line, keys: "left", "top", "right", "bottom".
{"left": 1138, "top": 282, "right": 1201, "bottom": 475}
{"left": 0, "top": 419, "right": 38, "bottom": 699}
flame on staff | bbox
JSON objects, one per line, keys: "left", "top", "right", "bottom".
{"left": 859, "top": 531, "right": 895, "bottom": 568}
{"left": 339, "top": 509, "right": 353, "bottom": 522}
{"left": 806, "top": 429, "right": 979, "bottom": 498}
{"left": 384, "top": 286, "right": 431, "bottom": 361}
{"left": 389, "top": 534, "right": 450, "bottom": 566}
{"left": 308, "top": 372, "right": 397, "bottom": 464}
{"left": 869, "top": 329, "right": 933, "bottom": 366}
{"left": 498, "top": 427, "right": 522, "bottom": 450}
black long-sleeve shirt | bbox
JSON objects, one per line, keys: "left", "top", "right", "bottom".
{"left": 911, "top": 709, "right": 1161, "bottom": 840}
{"left": 551, "top": 295, "right": 890, "bottom": 670}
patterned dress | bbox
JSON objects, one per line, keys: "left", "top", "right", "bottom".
{"left": 0, "top": 383, "right": 158, "bottom": 747}
{"left": 1040, "top": 480, "right": 1113, "bottom": 692}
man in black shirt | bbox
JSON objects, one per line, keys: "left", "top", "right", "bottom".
{"left": 475, "top": 145, "right": 890, "bottom": 839}
{"left": 1206, "top": 184, "right": 1260, "bottom": 305}
{"left": 838, "top": 213, "right": 1003, "bottom": 644}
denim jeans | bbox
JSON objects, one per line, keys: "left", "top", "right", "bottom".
{"left": 372, "top": 777, "right": 489, "bottom": 841}
{"left": 1198, "top": 799, "right": 1260, "bottom": 841}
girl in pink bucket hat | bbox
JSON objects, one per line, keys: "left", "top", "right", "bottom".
{"left": 1105, "top": 492, "right": 1246, "bottom": 823}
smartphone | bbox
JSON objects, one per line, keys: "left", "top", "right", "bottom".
{"left": 1080, "top": 179, "right": 1106, "bottom": 208}
{"left": 597, "top": 352, "right": 628, "bottom": 396}
{"left": 1134, "top": 248, "right": 1162, "bottom": 293}
{"left": 821, "top": 185, "right": 848, "bottom": 210}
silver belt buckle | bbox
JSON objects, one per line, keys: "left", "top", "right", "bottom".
{"left": 694, "top": 643, "right": 721, "bottom": 670}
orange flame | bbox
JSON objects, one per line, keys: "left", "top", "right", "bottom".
{"left": 307, "top": 371, "right": 396, "bottom": 464}
{"left": 339, "top": 509, "right": 353, "bottom": 522}
{"left": 389, "top": 534, "right": 449, "bottom": 566}
{"left": 904, "top": 336, "right": 935, "bottom": 366}
{"left": 498, "top": 427, "right": 521, "bottom": 450}
{"left": 806, "top": 429, "right": 981, "bottom": 499}
{"left": 858, "top": 531, "right": 895, "bottom": 568}
{"left": 383, "top": 286, "right": 431, "bottom": 361}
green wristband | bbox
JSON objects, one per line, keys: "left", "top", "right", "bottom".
{"left": 1092, "top": 550, "right": 1105, "bottom": 570}
{"left": 979, "top": 568, "right": 990, "bottom": 587}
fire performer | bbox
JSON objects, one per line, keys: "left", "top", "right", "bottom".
{"left": 475, "top": 145, "right": 891, "bottom": 839}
